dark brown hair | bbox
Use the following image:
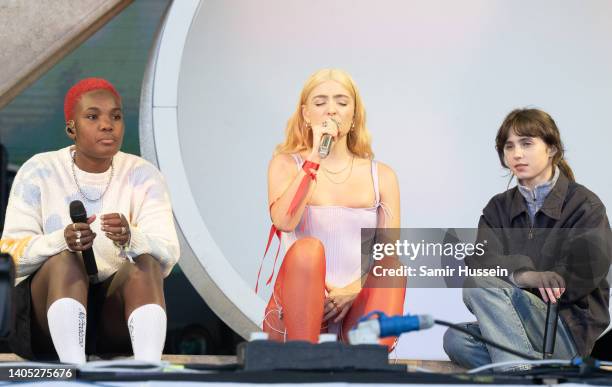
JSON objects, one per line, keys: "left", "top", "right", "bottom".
{"left": 495, "top": 108, "right": 575, "bottom": 182}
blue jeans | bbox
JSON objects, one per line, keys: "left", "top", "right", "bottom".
{"left": 443, "top": 276, "right": 577, "bottom": 369}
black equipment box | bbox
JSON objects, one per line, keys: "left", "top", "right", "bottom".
{"left": 237, "top": 340, "right": 405, "bottom": 372}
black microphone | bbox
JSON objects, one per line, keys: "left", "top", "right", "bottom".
{"left": 69, "top": 200, "right": 98, "bottom": 281}
{"left": 543, "top": 300, "right": 559, "bottom": 359}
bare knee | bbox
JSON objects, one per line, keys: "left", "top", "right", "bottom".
{"left": 43, "top": 250, "right": 88, "bottom": 288}
{"left": 120, "top": 255, "right": 165, "bottom": 313}
{"left": 121, "top": 254, "right": 163, "bottom": 292}
{"left": 31, "top": 251, "right": 88, "bottom": 312}
{"left": 135, "top": 254, "right": 162, "bottom": 272}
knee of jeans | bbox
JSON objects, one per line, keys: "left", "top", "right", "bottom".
{"left": 442, "top": 327, "right": 465, "bottom": 361}
{"left": 462, "top": 285, "right": 485, "bottom": 306}
{"left": 462, "top": 274, "right": 504, "bottom": 302}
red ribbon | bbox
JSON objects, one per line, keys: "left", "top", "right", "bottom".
{"left": 255, "top": 224, "right": 282, "bottom": 293}
{"left": 287, "top": 161, "right": 318, "bottom": 216}
{"left": 255, "top": 160, "right": 319, "bottom": 293}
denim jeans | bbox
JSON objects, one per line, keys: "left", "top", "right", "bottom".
{"left": 443, "top": 276, "right": 577, "bottom": 369}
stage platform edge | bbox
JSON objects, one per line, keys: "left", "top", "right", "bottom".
{"left": 0, "top": 353, "right": 466, "bottom": 373}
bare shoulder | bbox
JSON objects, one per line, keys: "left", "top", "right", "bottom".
{"left": 374, "top": 161, "right": 400, "bottom": 221}
{"left": 268, "top": 153, "right": 298, "bottom": 176}
{"left": 376, "top": 161, "right": 399, "bottom": 186}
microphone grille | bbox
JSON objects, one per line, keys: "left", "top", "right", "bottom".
{"left": 69, "top": 200, "right": 86, "bottom": 217}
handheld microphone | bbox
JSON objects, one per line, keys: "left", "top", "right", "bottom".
{"left": 348, "top": 312, "right": 434, "bottom": 345}
{"left": 543, "top": 300, "right": 559, "bottom": 358}
{"left": 318, "top": 134, "right": 334, "bottom": 159}
{"left": 69, "top": 200, "right": 98, "bottom": 281}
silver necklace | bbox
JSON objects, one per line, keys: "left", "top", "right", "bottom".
{"left": 322, "top": 156, "right": 354, "bottom": 184}
{"left": 71, "top": 150, "right": 114, "bottom": 202}
{"left": 322, "top": 156, "right": 354, "bottom": 175}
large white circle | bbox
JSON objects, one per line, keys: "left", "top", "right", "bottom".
{"left": 141, "top": 0, "right": 612, "bottom": 359}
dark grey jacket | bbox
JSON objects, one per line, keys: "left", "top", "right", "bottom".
{"left": 470, "top": 171, "right": 610, "bottom": 356}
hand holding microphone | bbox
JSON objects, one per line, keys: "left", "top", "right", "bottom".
{"left": 309, "top": 117, "right": 341, "bottom": 160}
{"left": 68, "top": 200, "right": 98, "bottom": 279}
{"left": 65, "top": 205, "right": 97, "bottom": 252}
{"left": 513, "top": 270, "right": 565, "bottom": 303}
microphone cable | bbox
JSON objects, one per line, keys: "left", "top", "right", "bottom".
{"left": 354, "top": 311, "right": 537, "bottom": 360}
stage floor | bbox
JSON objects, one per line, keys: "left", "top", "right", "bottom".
{"left": 1, "top": 353, "right": 611, "bottom": 385}
{"left": 0, "top": 353, "right": 465, "bottom": 373}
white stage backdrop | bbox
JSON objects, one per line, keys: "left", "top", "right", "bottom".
{"left": 140, "top": 0, "right": 612, "bottom": 359}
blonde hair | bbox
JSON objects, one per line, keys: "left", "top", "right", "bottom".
{"left": 274, "top": 69, "right": 373, "bottom": 158}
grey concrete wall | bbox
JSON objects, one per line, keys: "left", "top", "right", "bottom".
{"left": 0, "top": 0, "right": 133, "bottom": 110}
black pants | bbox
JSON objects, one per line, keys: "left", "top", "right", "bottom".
{"left": 9, "top": 272, "right": 130, "bottom": 360}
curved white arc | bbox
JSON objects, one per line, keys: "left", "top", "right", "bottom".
{"left": 152, "top": 107, "right": 264, "bottom": 325}
{"left": 153, "top": 0, "right": 201, "bottom": 108}
{"left": 150, "top": 0, "right": 265, "bottom": 334}
{"left": 142, "top": 0, "right": 612, "bottom": 359}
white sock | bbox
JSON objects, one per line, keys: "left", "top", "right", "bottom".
{"left": 128, "top": 304, "right": 167, "bottom": 362}
{"left": 46, "top": 298, "right": 87, "bottom": 364}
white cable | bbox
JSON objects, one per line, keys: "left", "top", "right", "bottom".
{"left": 262, "top": 308, "right": 287, "bottom": 337}
{"left": 407, "top": 366, "right": 436, "bottom": 373}
{"left": 390, "top": 346, "right": 398, "bottom": 365}
{"left": 262, "top": 290, "right": 287, "bottom": 340}
{"left": 468, "top": 359, "right": 571, "bottom": 374}
{"left": 77, "top": 359, "right": 169, "bottom": 373}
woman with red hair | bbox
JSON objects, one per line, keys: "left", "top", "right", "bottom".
{"left": 1, "top": 78, "right": 180, "bottom": 363}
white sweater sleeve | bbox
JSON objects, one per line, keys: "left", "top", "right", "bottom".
{"left": 0, "top": 158, "right": 69, "bottom": 278}
{"left": 124, "top": 167, "right": 180, "bottom": 277}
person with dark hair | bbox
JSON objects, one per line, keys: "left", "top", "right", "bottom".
{"left": 0, "top": 78, "right": 180, "bottom": 363}
{"left": 443, "top": 108, "right": 610, "bottom": 368}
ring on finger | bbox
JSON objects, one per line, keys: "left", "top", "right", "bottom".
{"left": 121, "top": 226, "right": 127, "bottom": 235}
{"left": 75, "top": 237, "right": 81, "bottom": 246}
{"left": 75, "top": 230, "right": 82, "bottom": 238}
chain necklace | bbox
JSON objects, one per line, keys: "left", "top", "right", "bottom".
{"left": 71, "top": 150, "right": 114, "bottom": 202}
{"left": 322, "top": 155, "right": 354, "bottom": 175}
{"left": 322, "top": 156, "right": 354, "bottom": 184}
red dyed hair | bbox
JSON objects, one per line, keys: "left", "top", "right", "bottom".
{"left": 64, "top": 78, "right": 121, "bottom": 121}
